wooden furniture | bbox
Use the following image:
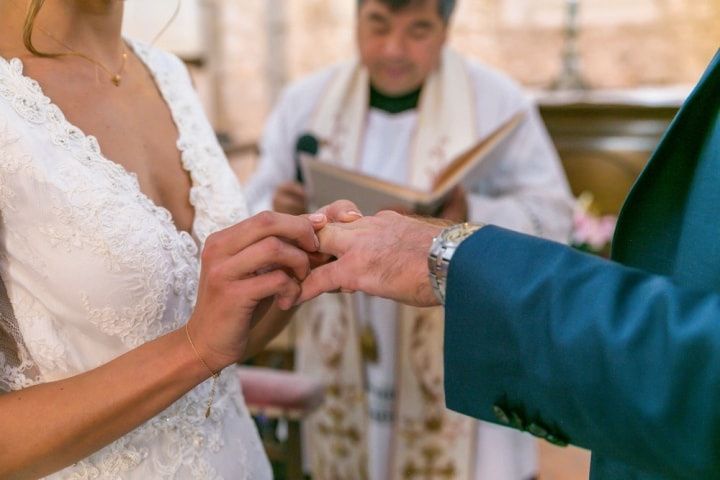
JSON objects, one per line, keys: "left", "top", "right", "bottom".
{"left": 536, "top": 86, "right": 689, "bottom": 214}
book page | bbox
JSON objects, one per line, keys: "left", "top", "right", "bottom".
{"left": 303, "top": 112, "right": 525, "bottom": 215}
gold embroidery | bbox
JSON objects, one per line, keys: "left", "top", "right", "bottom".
{"left": 393, "top": 307, "right": 477, "bottom": 480}
{"left": 299, "top": 295, "right": 369, "bottom": 479}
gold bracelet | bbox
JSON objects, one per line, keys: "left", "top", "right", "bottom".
{"left": 184, "top": 323, "right": 220, "bottom": 418}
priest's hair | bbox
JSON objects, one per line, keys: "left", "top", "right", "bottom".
{"left": 357, "top": 0, "right": 457, "bottom": 22}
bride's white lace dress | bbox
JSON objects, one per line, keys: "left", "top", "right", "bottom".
{"left": 0, "top": 40, "right": 272, "bottom": 479}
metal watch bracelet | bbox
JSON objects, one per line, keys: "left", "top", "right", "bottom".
{"left": 428, "top": 223, "right": 484, "bottom": 305}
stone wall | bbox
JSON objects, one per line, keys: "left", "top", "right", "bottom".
{"left": 206, "top": 0, "right": 719, "bottom": 143}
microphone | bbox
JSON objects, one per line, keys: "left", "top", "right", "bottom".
{"left": 294, "top": 133, "right": 319, "bottom": 184}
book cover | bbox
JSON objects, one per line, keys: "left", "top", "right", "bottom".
{"left": 302, "top": 112, "right": 524, "bottom": 215}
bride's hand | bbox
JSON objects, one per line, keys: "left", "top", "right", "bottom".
{"left": 187, "top": 211, "right": 320, "bottom": 372}
{"left": 303, "top": 199, "right": 364, "bottom": 268}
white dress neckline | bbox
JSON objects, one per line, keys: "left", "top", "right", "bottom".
{"left": 0, "top": 38, "right": 200, "bottom": 245}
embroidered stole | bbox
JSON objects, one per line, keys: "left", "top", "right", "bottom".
{"left": 296, "top": 48, "right": 481, "bottom": 479}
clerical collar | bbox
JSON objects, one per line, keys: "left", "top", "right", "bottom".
{"left": 369, "top": 84, "right": 422, "bottom": 114}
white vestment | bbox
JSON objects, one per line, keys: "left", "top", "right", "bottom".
{"left": 246, "top": 51, "right": 574, "bottom": 480}
{"left": 0, "top": 41, "right": 272, "bottom": 479}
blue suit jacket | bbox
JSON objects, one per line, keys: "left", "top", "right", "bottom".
{"left": 444, "top": 50, "right": 720, "bottom": 479}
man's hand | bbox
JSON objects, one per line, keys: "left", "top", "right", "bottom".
{"left": 299, "top": 211, "right": 445, "bottom": 307}
{"left": 273, "top": 181, "right": 308, "bottom": 215}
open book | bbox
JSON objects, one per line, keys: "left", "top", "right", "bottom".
{"left": 302, "top": 112, "right": 524, "bottom": 215}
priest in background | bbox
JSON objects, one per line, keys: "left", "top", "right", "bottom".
{"left": 245, "top": 1, "right": 574, "bottom": 478}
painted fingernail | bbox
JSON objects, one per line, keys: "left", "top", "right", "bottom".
{"left": 308, "top": 213, "right": 326, "bottom": 223}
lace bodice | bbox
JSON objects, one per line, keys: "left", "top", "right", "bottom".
{"left": 0, "top": 40, "right": 271, "bottom": 479}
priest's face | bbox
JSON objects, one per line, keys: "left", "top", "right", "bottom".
{"left": 357, "top": 0, "right": 448, "bottom": 96}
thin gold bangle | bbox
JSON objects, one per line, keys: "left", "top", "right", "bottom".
{"left": 184, "top": 323, "right": 220, "bottom": 418}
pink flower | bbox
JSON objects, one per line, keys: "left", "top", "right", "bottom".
{"left": 571, "top": 192, "right": 617, "bottom": 252}
{"left": 572, "top": 210, "right": 617, "bottom": 251}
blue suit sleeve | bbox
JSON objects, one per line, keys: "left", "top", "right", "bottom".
{"left": 444, "top": 225, "right": 720, "bottom": 478}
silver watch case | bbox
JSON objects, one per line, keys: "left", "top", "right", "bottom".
{"left": 428, "top": 223, "right": 483, "bottom": 304}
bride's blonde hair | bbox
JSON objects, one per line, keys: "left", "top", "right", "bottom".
{"left": 22, "top": 0, "right": 59, "bottom": 57}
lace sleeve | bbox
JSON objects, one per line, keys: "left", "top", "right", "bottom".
{"left": 0, "top": 110, "right": 40, "bottom": 392}
{"left": 0, "top": 270, "right": 39, "bottom": 393}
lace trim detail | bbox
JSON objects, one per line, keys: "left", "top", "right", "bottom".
{"left": 62, "top": 370, "right": 245, "bottom": 480}
{"left": 129, "top": 40, "right": 249, "bottom": 244}
{"left": 0, "top": 347, "right": 39, "bottom": 391}
{"left": 11, "top": 295, "right": 69, "bottom": 374}
{"left": 0, "top": 46, "right": 211, "bottom": 346}
{"left": 0, "top": 119, "right": 31, "bottom": 211}
{"left": 0, "top": 54, "right": 197, "bottom": 245}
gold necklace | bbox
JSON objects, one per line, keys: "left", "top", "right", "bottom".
{"left": 8, "top": 0, "right": 129, "bottom": 86}
{"left": 37, "top": 26, "right": 129, "bottom": 87}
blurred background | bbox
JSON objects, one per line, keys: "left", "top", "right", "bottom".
{"left": 125, "top": 0, "right": 718, "bottom": 213}
{"left": 123, "top": 1, "right": 719, "bottom": 478}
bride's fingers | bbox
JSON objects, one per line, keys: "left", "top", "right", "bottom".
{"left": 211, "top": 211, "right": 319, "bottom": 257}
{"left": 238, "top": 269, "right": 301, "bottom": 311}
{"left": 303, "top": 213, "right": 328, "bottom": 231}
{"left": 316, "top": 200, "right": 363, "bottom": 223}
{"left": 224, "top": 236, "right": 311, "bottom": 282}
{"left": 297, "top": 260, "right": 346, "bottom": 304}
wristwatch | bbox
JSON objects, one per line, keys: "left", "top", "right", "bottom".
{"left": 428, "top": 223, "right": 484, "bottom": 304}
